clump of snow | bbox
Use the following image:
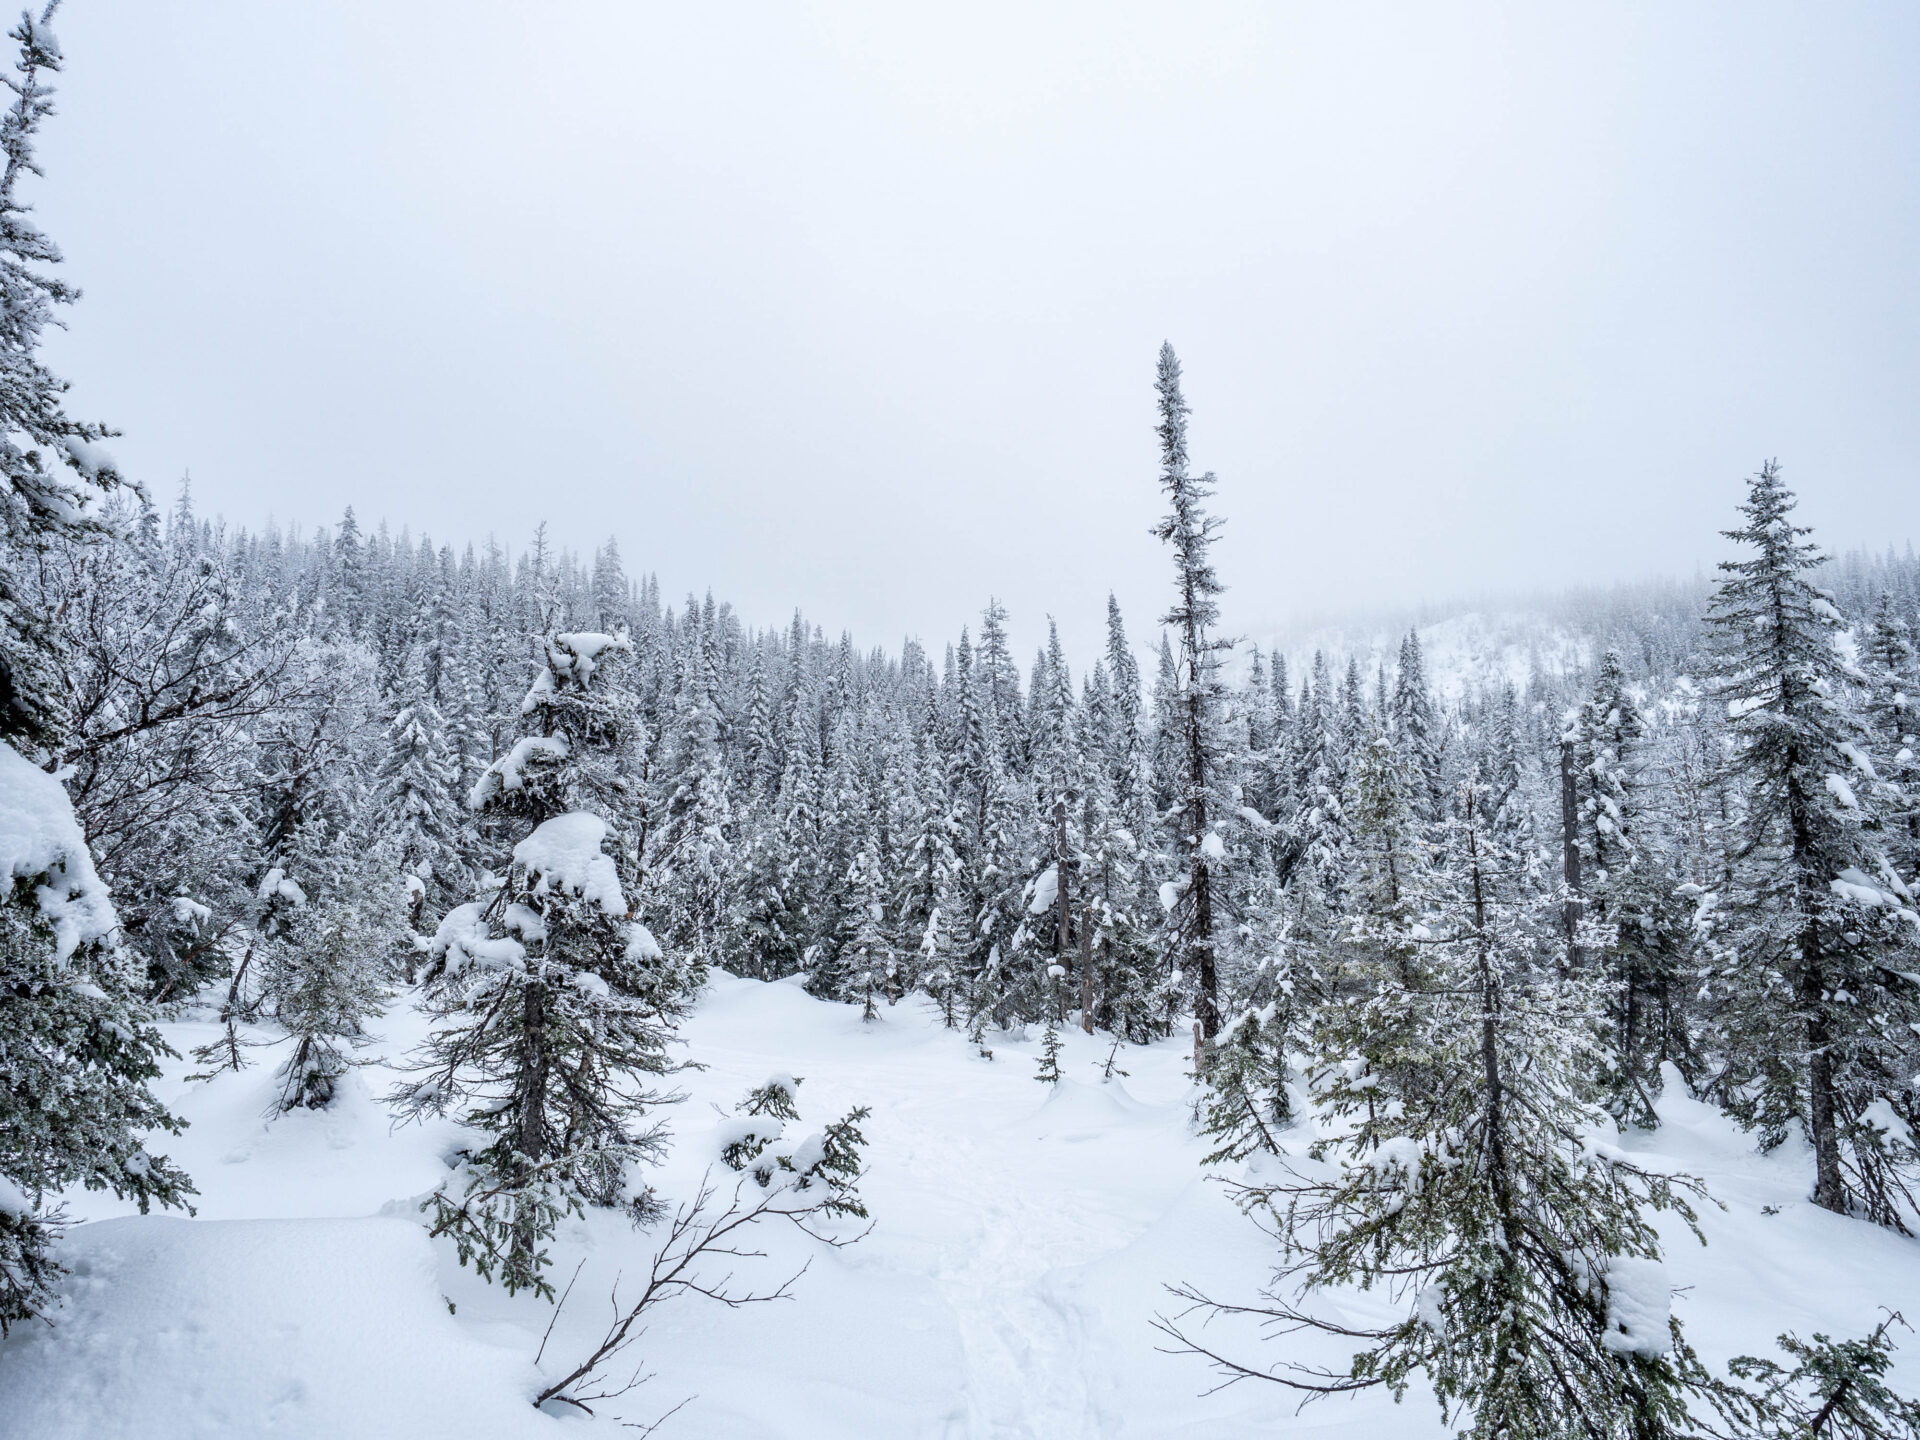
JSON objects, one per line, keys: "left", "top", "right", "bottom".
{"left": 624, "top": 921, "right": 663, "bottom": 961}
{"left": 0, "top": 1172, "right": 33, "bottom": 1218}
{"left": 715, "top": 1116, "right": 784, "bottom": 1162}
{"left": 59, "top": 435, "right": 117, "bottom": 482}
{"left": 430, "top": 901, "right": 526, "bottom": 974}
{"left": 169, "top": 895, "right": 212, "bottom": 925}
{"left": 1837, "top": 741, "right": 1879, "bottom": 779}
{"left": 0, "top": 739, "right": 119, "bottom": 961}
{"left": 1824, "top": 773, "right": 1859, "bottom": 809}
{"left": 549, "top": 631, "right": 628, "bottom": 687}
{"left": 1414, "top": 1284, "right": 1446, "bottom": 1333}
{"left": 1027, "top": 865, "right": 1059, "bottom": 915}
{"left": 1601, "top": 1256, "right": 1673, "bottom": 1358}
{"left": 512, "top": 811, "right": 624, "bottom": 915}
{"left": 501, "top": 903, "right": 546, "bottom": 942}
{"left": 256, "top": 866, "right": 306, "bottom": 907}
{"left": 1200, "top": 832, "right": 1226, "bottom": 860}
{"left": 1831, "top": 868, "right": 1919, "bottom": 926}
{"left": 783, "top": 1132, "right": 827, "bottom": 1182}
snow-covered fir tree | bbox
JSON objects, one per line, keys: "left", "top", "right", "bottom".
{"left": 393, "top": 628, "right": 692, "bottom": 1296}
{"left": 261, "top": 819, "right": 406, "bottom": 1112}
{"left": 1702, "top": 461, "right": 1920, "bottom": 1228}
{"left": 373, "top": 646, "right": 469, "bottom": 928}
{"left": 1150, "top": 342, "right": 1234, "bottom": 1044}
{"left": 0, "top": 8, "right": 194, "bottom": 1333}
{"left": 1164, "top": 777, "right": 1724, "bottom": 1439}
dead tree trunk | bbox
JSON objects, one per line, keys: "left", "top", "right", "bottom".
{"left": 1559, "top": 736, "right": 1585, "bottom": 970}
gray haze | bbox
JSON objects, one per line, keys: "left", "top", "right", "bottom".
{"left": 36, "top": 2, "right": 1920, "bottom": 662}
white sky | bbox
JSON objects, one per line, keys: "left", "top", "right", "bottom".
{"left": 37, "top": 2, "right": 1920, "bottom": 663}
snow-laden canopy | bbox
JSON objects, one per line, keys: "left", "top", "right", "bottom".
{"left": 467, "top": 733, "right": 569, "bottom": 811}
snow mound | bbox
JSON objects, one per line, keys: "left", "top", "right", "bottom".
{"left": 1027, "top": 1075, "right": 1153, "bottom": 1140}
{"left": 0, "top": 738, "right": 118, "bottom": 960}
{"left": 512, "top": 811, "right": 624, "bottom": 914}
{"left": 0, "top": 1216, "right": 554, "bottom": 1440}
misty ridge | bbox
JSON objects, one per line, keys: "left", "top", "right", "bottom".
{"left": 4, "top": 7, "right": 1920, "bottom": 1440}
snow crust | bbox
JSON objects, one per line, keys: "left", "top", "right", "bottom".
{"left": 0, "top": 738, "right": 118, "bottom": 960}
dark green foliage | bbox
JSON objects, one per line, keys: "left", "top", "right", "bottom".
{"left": 1161, "top": 782, "right": 1721, "bottom": 1440}
{"left": 1035, "top": 1014, "right": 1064, "bottom": 1084}
{"left": 1702, "top": 462, "right": 1920, "bottom": 1227}
{"left": 719, "top": 1076, "right": 871, "bottom": 1221}
{"left": 1708, "top": 1313, "right": 1920, "bottom": 1440}
{"left": 0, "top": 875, "right": 195, "bottom": 1331}
{"left": 1196, "top": 1006, "right": 1289, "bottom": 1164}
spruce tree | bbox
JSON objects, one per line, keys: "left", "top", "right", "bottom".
{"left": 1860, "top": 592, "right": 1919, "bottom": 878}
{"left": 1195, "top": 1003, "right": 1289, "bottom": 1163}
{"left": 0, "top": 9, "right": 195, "bottom": 1332}
{"left": 1150, "top": 342, "right": 1232, "bottom": 1042}
{"left": 1703, "top": 462, "right": 1920, "bottom": 1227}
{"left": 1164, "top": 778, "right": 1720, "bottom": 1440}
{"left": 373, "top": 647, "right": 468, "bottom": 927}
{"left": 393, "top": 628, "right": 686, "bottom": 1297}
{"left": 263, "top": 819, "right": 405, "bottom": 1112}
{"left": 653, "top": 620, "right": 734, "bottom": 971}
{"left": 1392, "top": 630, "right": 1445, "bottom": 826}
{"left": 0, "top": 744, "right": 195, "bottom": 1330}
{"left": 843, "top": 817, "right": 894, "bottom": 1020}
{"left": 0, "top": 5, "right": 125, "bottom": 752}
{"left": 1575, "top": 651, "right": 1698, "bottom": 1127}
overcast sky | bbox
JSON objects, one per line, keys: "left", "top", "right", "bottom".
{"left": 36, "top": 2, "right": 1920, "bottom": 662}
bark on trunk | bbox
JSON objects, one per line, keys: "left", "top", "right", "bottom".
{"left": 1187, "top": 681, "right": 1220, "bottom": 1040}
{"left": 518, "top": 979, "right": 549, "bottom": 1164}
{"left": 1801, "top": 941, "right": 1847, "bottom": 1214}
{"left": 1079, "top": 898, "right": 1095, "bottom": 1034}
{"left": 1053, "top": 797, "right": 1072, "bottom": 1028}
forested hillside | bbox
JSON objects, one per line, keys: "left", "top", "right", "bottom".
{"left": 4, "top": 11, "right": 1920, "bottom": 1438}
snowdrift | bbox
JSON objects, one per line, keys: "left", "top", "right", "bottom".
{"left": 3, "top": 976, "right": 1917, "bottom": 1438}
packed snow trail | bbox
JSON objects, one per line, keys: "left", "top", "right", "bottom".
{"left": 5, "top": 972, "right": 1920, "bottom": 1439}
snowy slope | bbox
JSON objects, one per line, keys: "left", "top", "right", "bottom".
{"left": 1265, "top": 609, "right": 1592, "bottom": 703}
{"left": 4, "top": 975, "right": 1918, "bottom": 1439}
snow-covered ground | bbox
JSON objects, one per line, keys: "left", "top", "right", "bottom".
{"left": 5, "top": 974, "right": 1918, "bottom": 1439}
